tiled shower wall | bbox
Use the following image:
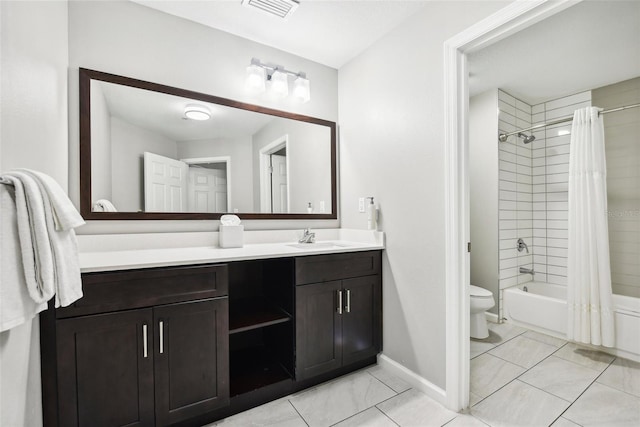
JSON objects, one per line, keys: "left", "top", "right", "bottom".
{"left": 498, "top": 91, "right": 533, "bottom": 295}
{"left": 497, "top": 90, "right": 591, "bottom": 318}
{"left": 530, "top": 92, "right": 592, "bottom": 286}
{"left": 497, "top": 81, "right": 638, "bottom": 315}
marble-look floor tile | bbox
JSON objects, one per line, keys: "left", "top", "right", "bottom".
{"left": 597, "top": 357, "right": 640, "bottom": 397}
{"left": 289, "top": 371, "right": 395, "bottom": 427}
{"left": 471, "top": 380, "right": 570, "bottom": 427}
{"left": 377, "top": 389, "right": 457, "bottom": 427}
{"left": 470, "top": 339, "right": 496, "bottom": 359}
{"left": 522, "top": 330, "right": 566, "bottom": 347}
{"left": 563, "top": 382, "right": 640, "bottom": 426}
{"left": 519, "top": 355, "right": 600, "bottom": 401}
{"left": 469, "top": 391, "right": 483, "bottom": 407}
{"left": 487, "top": 321, "right": 527, "bottom": 342}
{"left": 332, "top": 407, "right": 397, "bottom": 427}
{"left": 488, "top": 335, "right": 557, "bottom": 369}
{"left": 367, "top": 365, "right": 411, "bottom": 393}
{"left": 444, "top": 414, "right": 488, "bottom": 426}
{"left": 550, "top": 417, "right": 581, "bottom": 426}
{"left": 470, "top": 353, "right": 525, "bottom": 398}
{"left": 213, "top": 399, "right": 306, "bottom": 427}
{"left": 553, "top": 343, "right": 615, "bottom": 372}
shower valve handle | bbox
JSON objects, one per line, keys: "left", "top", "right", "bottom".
{"left": 517, "top": 238, "right": 529, "bottom": 253}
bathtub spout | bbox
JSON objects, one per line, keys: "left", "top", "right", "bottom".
{"left": 519, "top": 267, "right": 535, "bottom": 275}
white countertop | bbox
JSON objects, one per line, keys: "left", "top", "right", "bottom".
{"left": 77, "top": 229, "right": 384, "bottom": 273}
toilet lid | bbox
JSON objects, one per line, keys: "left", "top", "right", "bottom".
{"left": 470, "top": 285, "right": 493, "bottom": 298}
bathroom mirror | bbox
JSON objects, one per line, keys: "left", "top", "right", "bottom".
{"left": 79, "top": 68, "right": 337, "bottom": 220}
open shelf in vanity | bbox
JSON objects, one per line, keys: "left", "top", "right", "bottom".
{"left": 228, "top": 258, "right": 295, "bottom": 397}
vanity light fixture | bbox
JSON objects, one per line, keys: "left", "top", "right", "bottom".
{"left": 245, "top": 58, "right": 310, "bottom": 103}
{"left": 184, "top": 104, "right": 211, "bottom": 121}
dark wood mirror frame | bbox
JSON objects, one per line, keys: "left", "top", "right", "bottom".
{"left": 79, "top": 68, "right": 337, "bottom": 221}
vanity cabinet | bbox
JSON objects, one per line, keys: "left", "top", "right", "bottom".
{"left": 44, "top": 264, "right": 230, "bottom": 427}
{"left": 295, "top": 251, "right": 382, "bottom": 380}
{"left": 42, "top": 250, "right": 383, "bottom": 427}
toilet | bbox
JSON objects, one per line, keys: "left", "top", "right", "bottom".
{"left": 470, "top": 285, "right": 495, "bottom": 339}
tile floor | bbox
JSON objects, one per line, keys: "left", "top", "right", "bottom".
{"left": 209, "top": 322, "right": 640, "bottom": 426}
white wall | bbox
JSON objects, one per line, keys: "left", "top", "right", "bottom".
{"left": 338, "top": 1, "right": 509, "bottom": 390}
{"left": 68, "top": 0, "right": 339, "bottom": 233}
{"left": 0, "top": 1, "right": 69, "bottom": 425}
{"left": 470, "top": 90, "right": 499, "bottom": 314}
{"left": 90, "top": 80, "right": 112, "bottom": 203}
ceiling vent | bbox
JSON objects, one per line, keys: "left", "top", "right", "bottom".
{"left": 241, "top": 0, "right": 300, "bottom": 20}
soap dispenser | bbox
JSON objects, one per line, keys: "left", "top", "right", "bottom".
{"left": 366, "top": 197, "right": 378, "bottom": 230}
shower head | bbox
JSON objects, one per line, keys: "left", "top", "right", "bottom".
{"left": 518, "top": 132, "right": 536, "bottom": 144}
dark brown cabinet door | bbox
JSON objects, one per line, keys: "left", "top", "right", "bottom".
{"left": 341, "top": 276, "right": 382, "bottom": 366}
{"left": 56, "top": 309, "right": 155, "bottom": 427}
{"left": 295, "top": 280, "right": 343, "bottom": 380}
{"left": 154, "top": 298, "right": 229, "bottom": 426}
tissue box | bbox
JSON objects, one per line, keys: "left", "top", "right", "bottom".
{"left": 219, "top": 225, "right": 244, "bottom": 248}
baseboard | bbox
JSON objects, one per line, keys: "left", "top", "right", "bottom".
{"left": 377, "top": 354, "right": 447, "bottom": 406}
{"left": 485, "top": 312, "right": 499, "bottom": 323}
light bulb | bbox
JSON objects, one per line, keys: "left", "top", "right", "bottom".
{"left": 245, "top": 64, "right": 266, "bottom": 94}
{"left": 270, "top": 70, "right": 289, "bottom": 98}
{"left": 293, "top": 76, "right": 310, "bottom": 103}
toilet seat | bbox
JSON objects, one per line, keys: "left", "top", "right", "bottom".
{"left": 470, "top": 285, "right": 492, "bottom": 298}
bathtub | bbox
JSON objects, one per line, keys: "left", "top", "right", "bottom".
{"left": 503, "top": 281, "right": 640, "bottom": 361}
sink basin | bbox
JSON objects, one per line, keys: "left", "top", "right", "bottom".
{"left": 287, "top": 242, "right": 352, "bottom": 250}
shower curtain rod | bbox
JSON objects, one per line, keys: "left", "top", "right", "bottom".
{"left": 498, "top": 102, "right": 640, "bottom": 142}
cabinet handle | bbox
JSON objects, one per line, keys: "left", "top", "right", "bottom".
{"left": 143, "top": 324, "right": 148, "bottom": 358}
{"left": 345, "top": 289, "right": 351, "bottom": 313}
{"left": 337, "top": 290, "right": 343, "bottom": 315}
{"left": 159, "top": 321, "right": 164, "bottom": 354}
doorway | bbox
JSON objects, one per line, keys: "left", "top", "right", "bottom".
{"left": 259, "top": 136, "right": 290, "bottom": 214}
{"left": 181, "top": 156, "right": 231, "bottom": 213}
{"left": 443, "top": 0, "right": 580, "bottom": 411}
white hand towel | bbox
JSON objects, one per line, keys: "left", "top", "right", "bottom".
{"left": 16, "top": 168, "right": 85, "bottom": 230}
{"left": 2, "top": 173, "right": 55, "bottom": 303}
{"left": 0, "top": 184, "right": 48, "bottom": 332}
{"left": 1, "top": 170, "right": 84, "bottom": 310}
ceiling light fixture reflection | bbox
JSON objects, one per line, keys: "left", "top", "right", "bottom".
{"left": 244, "top": 58, "right": 310, "bottom": 103}
{"left": 184, "top": 104, "right": 211, "bottom": 121}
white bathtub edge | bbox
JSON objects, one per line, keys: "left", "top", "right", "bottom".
{"left": 503, "top": 283, "right": 640, "bottom": 363}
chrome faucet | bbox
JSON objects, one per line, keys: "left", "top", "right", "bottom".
{"left": 298, "top": 228, "right": 316, "bottom": 244}
{"left": 519, "top": 267, "right": 535, "bottom": 275}
{"left": 517, "top": 238, "right": 529, "bottom": 253}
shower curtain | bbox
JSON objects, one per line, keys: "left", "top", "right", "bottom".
{"left": 567, "top": 106, "right": 615, "bottom": 347}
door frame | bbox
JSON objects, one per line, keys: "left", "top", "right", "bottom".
{"left": 181, "top": 156, "right": 232, "bottom": 212}
{"left": 443, "top": 0, "right": 580, "bottom": 411}
{"left": 259, "top": 135, "right": 290, "bottom": 213}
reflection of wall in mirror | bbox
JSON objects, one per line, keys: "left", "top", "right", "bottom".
{"left": 252, "top": 118, "right": 331, "bottom": 214}
{"left": 90, "top": 81, "right": 112, "bottom": 205}
{"left": 177, "top": 137, "right": 253, "bottom": 213}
